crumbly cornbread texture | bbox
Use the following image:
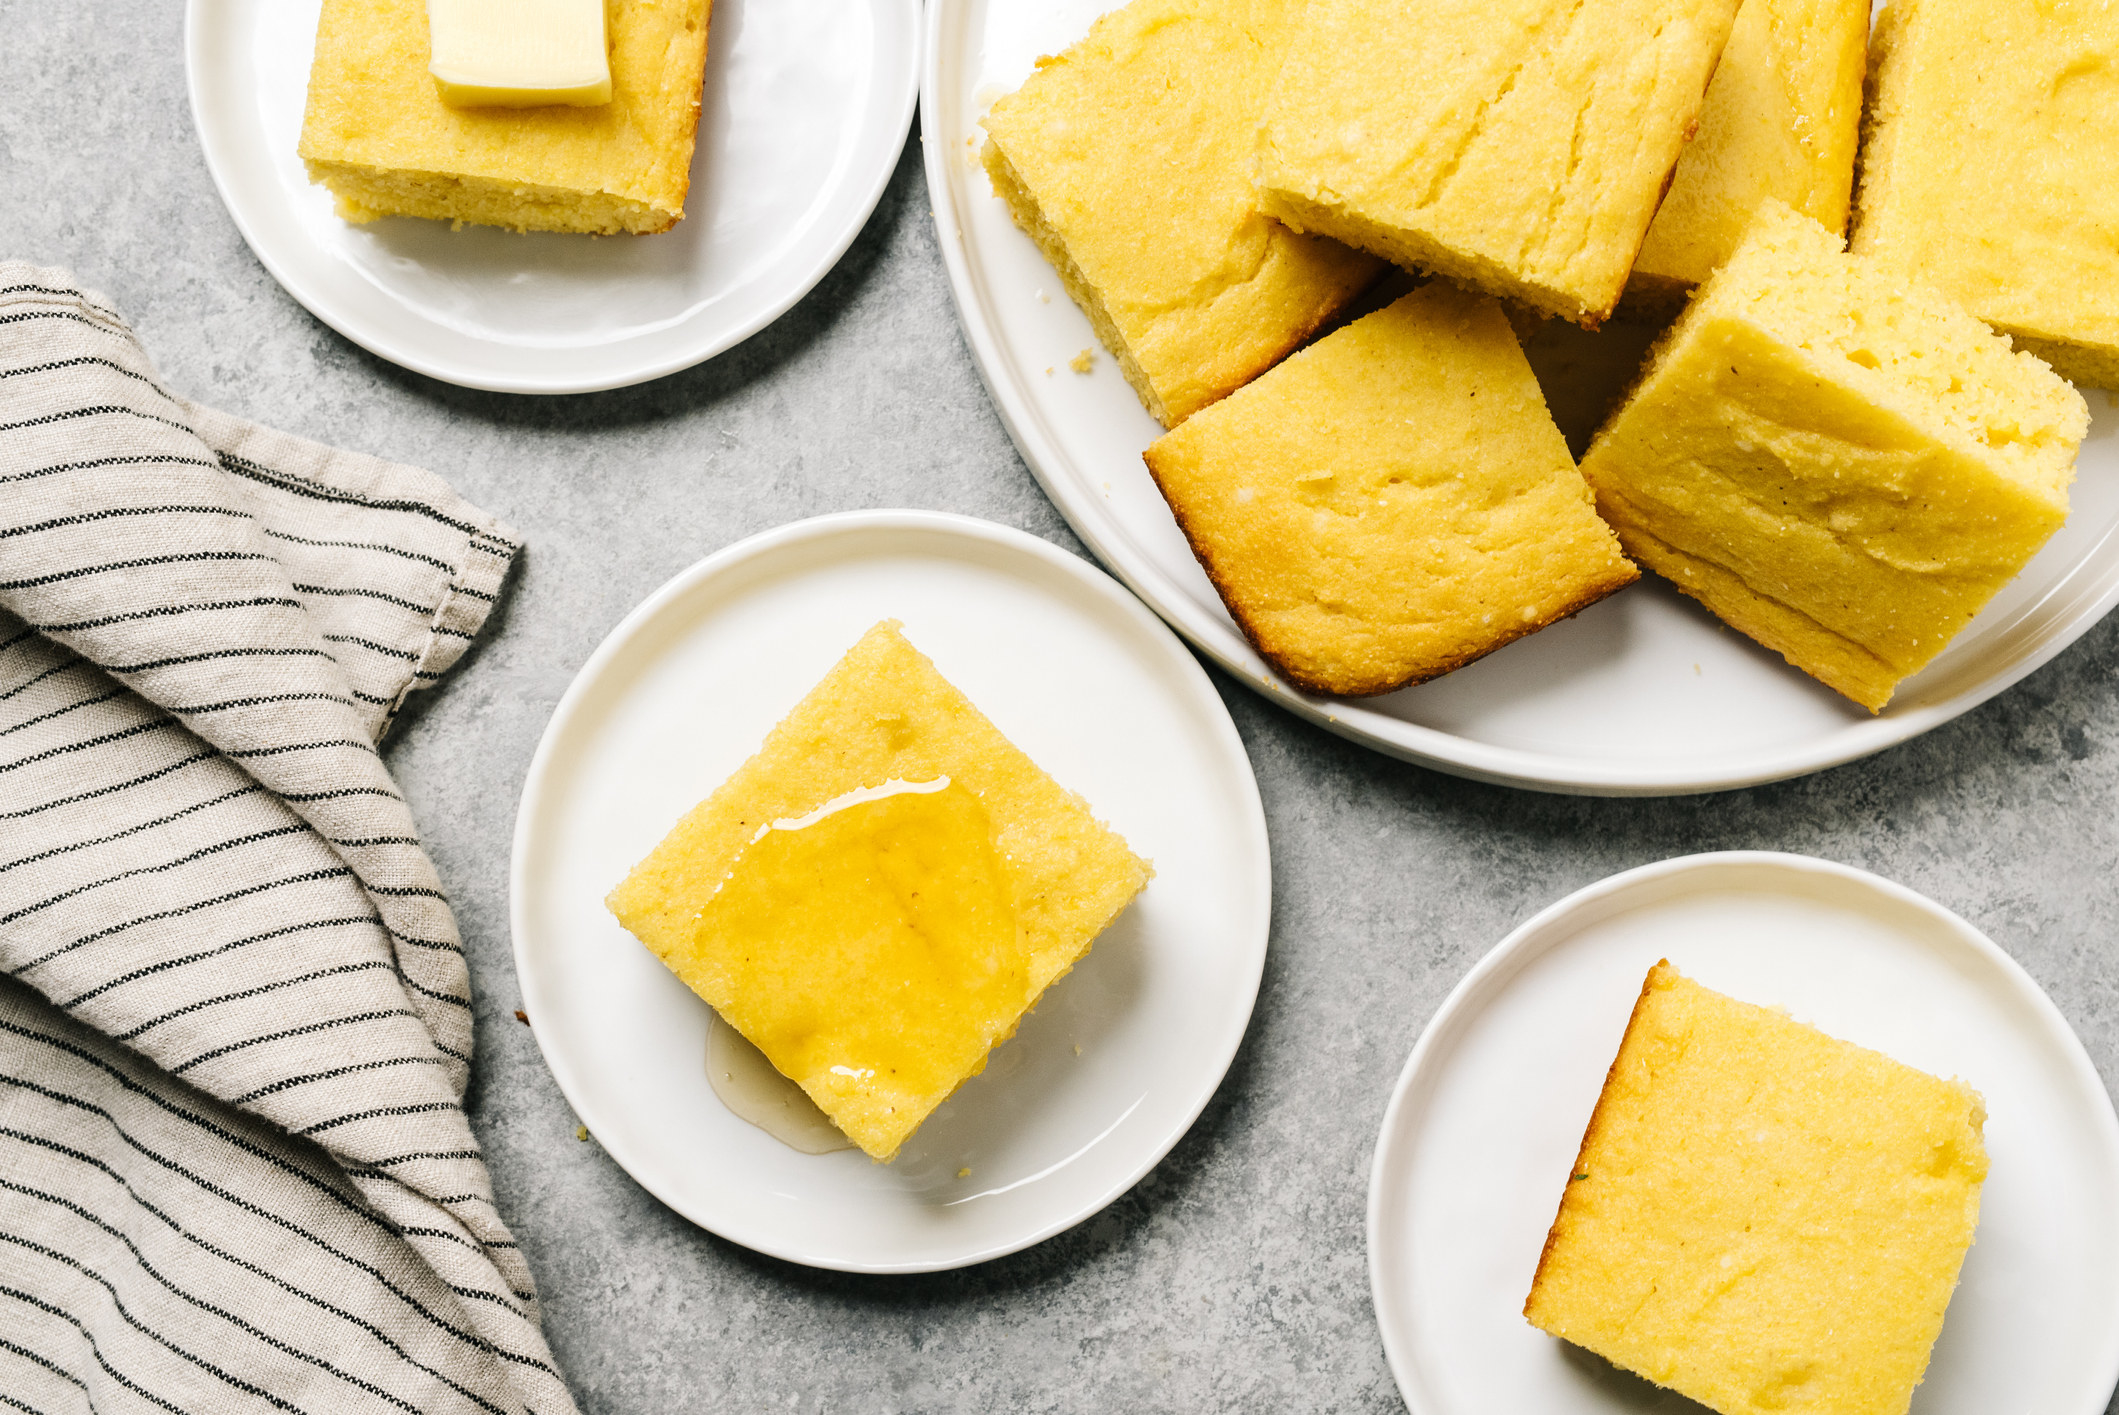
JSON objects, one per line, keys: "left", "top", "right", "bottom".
{"left": 1629, "top": 0, "right": 1869, "bottom": 300}
{"left": 1526, "top": 961, "right": 1987, "bottom": 1415}
{"left": 606, "top": 622, "right": 1150, "bottom": 1161}
{"left": 299, "top": 0, "right": 711, "bottom": 234}
{"left": 1254, "top": 0, "right": 1742, "bottom": 325}
{"left": 980, "top": 0, "right": 1383, "bottom": 427}
{"left": 1852, "top": 0, "right": 2119, "bottom": 389}
{"left": 1579, "top": 202, "right": 2085, "bottom": 711}
{"left": 1143, "top": 283, "right": 1637, "bottom": 696}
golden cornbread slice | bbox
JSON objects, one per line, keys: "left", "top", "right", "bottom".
{"left": 1527, "top": 961, "right": 1987, "bottom": 1415}
{"left": 1143, "top": 283, "right": 1638, "bottom": 696}
{"left": 607, "top": 622, "right": 1150, "bottom": 1161}
{"left": 1579, "top": 201, "right": 2086, "bottom": 711}
{"left": 1628, "top": 0, "right": 1869, "bottom": 302}
{"left": 1852, "top": 0, "right": 2119, "bottom": 389}
{"left": 299, "top": 0, "right": 711, "bottom": 235}
{"left": 980, "top": 0, "right": 1383, "bottom": 427}
{"left": 1254, "top": 0, "right": 1742, "bottom": 326}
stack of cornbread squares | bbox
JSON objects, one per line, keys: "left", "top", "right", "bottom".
{"left": 983, "top": 0, "right": 2109, "bottom": 712}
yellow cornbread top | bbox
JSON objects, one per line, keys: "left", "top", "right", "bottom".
{"left": 1142, "top": 282, "right": 1636, "bottom": 697}
{"left": 1852, "top": 0, "right": 2119, "bottom": 389}
{"left": 693, "top": 779, "right": 1028, "bottom": 1155}
{"left": 1631, "top": 0, "right": 1869, "bottom": 294}
{"left": 1526, "top": 962, "right": 1986, "bottom": 1415}
{"left": 980, "top": 0, "right": 1382, "bottom": 426}
{"left": 1255, "top": 0, "right": 1742, "bottom": 325}
{"left": 607, "top": 621, "right": 1150, "bottom": 1161}
{"left": 300, "top": 0, "right": 708, "bottom": 221}
{"left": 1580, "top": 201, "right": 2085, "bottom": 709}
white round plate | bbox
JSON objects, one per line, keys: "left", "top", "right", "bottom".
{"left": 921, "top": 0, "right": 2119, "bottom": 795}
{"left": 1368, "top": 852, "right": 2119, "bottom": 1415}
{"left": 187, "top": 0, "right": 918, "bottom": 393}
{"left": 510, "top": 511, "right": 1270, "bottom": 1271}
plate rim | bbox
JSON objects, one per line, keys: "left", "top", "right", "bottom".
{"left": 507, "top": 508, "right": 1272, "bottom": 1272}
{"left": 917, "top": 0, "right": 2119, "bottom": 798}
{"left": 1363, "top": 849, "right": 2119, "bottom": 1413}
{"left": 184, "top": 0, "right": 920, "bottom": 395}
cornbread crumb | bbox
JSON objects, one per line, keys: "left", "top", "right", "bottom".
{"left": 1256, "top": 0, "right": 1742, "bottom": 325}
{"left": 607, "top": 622, "right": 1150, "bottom": 1161}
{"left": 1144, "top": 283, "right": 1636, "bottom": 696}
{"left": 1527, "top": 961, "right": 1986, "bottom": 1415}
{"left": 981, "top": 0, "right": 1382, "bottom": 426}
{"left": 1580, "top": 201, "right": 2084, "bottom": 711}
{"left": 299, "top": 0, "right": 712, "bottom": 234}
{"left": 1070, "top": 349, "right": 1095, "bottom": 374}
{"left": 1853, "top": 0, "right": 2119, "bottom": 389}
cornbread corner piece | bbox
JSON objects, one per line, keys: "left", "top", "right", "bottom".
{"left": 606, "top": 621, "right": 1151, "bottom": 1161}
{"left": 298, "top": 0, "right": 711, "bottom": 235}
{"left": 1579, "top": 201, "right": 2086, "bottom": 712}
{"left": 1853, "top": 0, "right": 2119, "bottom": 389}
{"left": 1254, "top": 0, "right": 1743, "bottom": 326}
{"left": 1526, "top": 961, "right": 1987, "bottom": 1415}
{"left": 1143, "top": 282, "right": 1638, "bottom": 697}
{"left": 979, "top": 0, "right": 1384, "bottom": 427}
{"left": 1627, "top": 0, "right": 1870, "bottom": 303}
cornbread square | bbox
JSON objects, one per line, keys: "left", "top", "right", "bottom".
{"left": 1143, "top": 283, "right": 1638, "bottom": 696}
{"left": 299, "top": 0, "right": 711, "bottom": 235}
{"left": 1579, "top": 202, "right": 2086, "bottom": 711}
{"left": 1628, "top": 0, "right": 1869, "bottom": 302}
{"left": 606, "top": 622, "right": 1150, "bottom": 1161}
{"left": 980, "top": 0, "right": 1383, "bottom": 427}
{"left": 1254, "top": 0, "right": 1742, "bottom": 326}
{"left": 1852, "top": 0, "right": 2119, "bottom": 389}
{"left": 1527, "top": 962, "right": 1987, "bottom": 1415}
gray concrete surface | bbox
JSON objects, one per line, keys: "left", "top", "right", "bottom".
{"left": 5, "top": 6, "right": 2116, "bottom": 1411}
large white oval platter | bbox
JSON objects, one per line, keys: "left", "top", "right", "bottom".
{"left": 1368, "top": 852, "right": 2119, "bottom": 1414}
{"left": 510, "top": 511, "right": 1270, "bottom": 1271}
{"left": 187, "top": 0, "right": 918, "bottom": 393}
{"left": 921, "top": 0, "right": 2119, "bottom": 795}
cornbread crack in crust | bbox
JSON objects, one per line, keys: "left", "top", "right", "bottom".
{"left": 606, "top": 622, "right": 1151, "bottom": 1162}
{"left": 1255, "top": 0, "right": 1742, "bottom": 325}
{"left": 1526, "top": 961, "right": 1987, "bottom": 1415}
{"left": 1579, "top": 200, "right": 2085, "bottom": 711}
{"left": 1143, "top": 282, "right": 1637, "bottom": 697}
{"left": 979, "top": 0, "right": 1384, "bottom": 428}
{"left": 299, "top": 0, "right": 712, "bottom": 235}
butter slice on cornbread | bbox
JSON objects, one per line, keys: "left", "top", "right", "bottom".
{"left": 607, "top": 622, "right": 1150, "bottom": 1161}
{"left": 1144, "top": 283, "right": 1637, "bottom": 697}
{"left": 1628, "top": 0, "right": 1869, "bottom": 302}
{"left": 300, "top": 0, "right": 711, "bottom": 235}
{"left": 1579, "top": 201, "right": 2085, "bottom": 712}
{"left": 981, "top": 0, "right": 1383, "bottom": 427}
{"left": 1853, "top": 0, "right": 2119, "bottom": 389}
{"left": 1527, "top": 962, "right": 1986, "bottom": 1415}
{"left": 1254, "top": 0, "right": 1742, "bottom": 326}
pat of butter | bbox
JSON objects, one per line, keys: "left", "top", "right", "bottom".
{"left": 428, "top": 0, "right": 612, "bottom": 109}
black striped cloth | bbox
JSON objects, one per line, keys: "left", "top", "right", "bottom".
{"left": 0, "top": 266, "right": 575, "bottom": 1414}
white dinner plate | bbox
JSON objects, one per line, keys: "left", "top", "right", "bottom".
{"left": 921, "top": 0, "right": 2119, "bottom": 795}
{"left": 509, "top": 511, "right": 1270, "bottom": 1271}
{"left": 1368, "top": 853, "right": 2119, "bottom": 1415}
{"left": 187, "top": 0, "right": 918, "bottom": 393}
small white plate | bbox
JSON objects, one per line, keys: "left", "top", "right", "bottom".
{"left": 1369, "top": 853, "right": 2119, "bottom": 1415}
{"left": 510, "top": 511, "right": 1270, "bottom": 1271}
{"left": 186, "top": 0, "right": 918, "bottom": 393}
{"left": 922, "top": 0, "right": 2119, "bottom": 795}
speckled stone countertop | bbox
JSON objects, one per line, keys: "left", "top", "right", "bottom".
{"left": 7, "top": 7, "right": 2117, "bottom": 1412}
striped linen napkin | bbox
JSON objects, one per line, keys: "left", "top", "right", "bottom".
{"left": 0, "top": 265, "right": 576, "bottom": 1414}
